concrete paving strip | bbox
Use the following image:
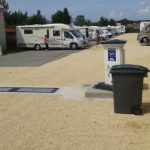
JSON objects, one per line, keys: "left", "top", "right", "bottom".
{"left": 55, "top": 85, "right": 113, "bottom": 100}
{"left": 0, "top": 85, "right": 113, "bottom": 101}
{"left": 55, "top": 85, "right": 89, "bottom": 100}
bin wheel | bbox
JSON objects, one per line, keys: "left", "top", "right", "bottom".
{"left": 131, "top": 105, "right": 142, "bottom": 115}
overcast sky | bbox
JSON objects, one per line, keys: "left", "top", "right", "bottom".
{"left": 7, "top": 0, "right": 150, "bottom": 21}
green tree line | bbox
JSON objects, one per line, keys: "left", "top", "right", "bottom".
{"left": 0, "top": 0, "right": 134, "bottom": 28}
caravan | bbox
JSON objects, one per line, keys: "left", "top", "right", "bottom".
{"left": 16, "top": 24, "right": 86, "bottom": 50}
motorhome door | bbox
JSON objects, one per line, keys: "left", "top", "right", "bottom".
{"left": 63, "top": 31, "right": 74, "bottom": 47}
{"left": 49, "top": 30, "right": 61, "bottom": 47}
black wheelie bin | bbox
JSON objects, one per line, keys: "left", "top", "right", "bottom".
{"left": 110, "top": 64, "right": 149, "bottom": 115}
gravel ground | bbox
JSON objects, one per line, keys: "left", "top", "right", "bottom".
{"left": 0, "top": 33, "right": 150, "bottom": 150}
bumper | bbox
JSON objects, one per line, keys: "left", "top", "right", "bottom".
{"left": 137, "top": 35, "right": 140, "bottom": 41}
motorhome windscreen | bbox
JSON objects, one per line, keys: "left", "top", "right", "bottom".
{"left": 70, "top": 31, "right": 81, "bottom": 38}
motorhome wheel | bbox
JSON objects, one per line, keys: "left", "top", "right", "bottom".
{"left": 35, "top": 44, "right": 41, "bottom": 50}
{"left": 142, "top": 37, "right": 149, "bottom": 44}
{"left": 70, "top": 43, "right": 78, "bottom": 50}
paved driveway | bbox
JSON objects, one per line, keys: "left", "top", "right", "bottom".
{"left": 0, "top": 49, "right": 81, "bottom": 67}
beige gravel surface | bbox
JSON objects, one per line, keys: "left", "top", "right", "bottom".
{"left": 0, "top": 33, "right": 150, "bottom": 150}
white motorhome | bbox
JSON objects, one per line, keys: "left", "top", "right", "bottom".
{"left": 98, "top": 29, "right": 109, "bottom": 40}
{"left": 137, "top": 23, "right": 150, "bottom": 45}
{"left": 89, "top": 26, "right": 100, "bottom": 40}
{"left": 100, "top": 27, "right": 113, "bottom": 38}
{"left": 78, "top": 26, "right": 90, "bottom": 43}
{"left": 88, "top": 26, "right": 109, "bottom": 40}
{"left": 114, "top": 25, "right": 126, "bottom": 34}
{"left": 16, "top": 23, "right": 86, "bottom": 50}
{"left": 140, "top": 21, "right": 150, "bottom": 31}
{"left": 73, "top": 25, "right": 90, "bottom": 44}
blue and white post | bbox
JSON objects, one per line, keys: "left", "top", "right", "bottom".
{"left": 100, "top": 39, "right": 127, "bottom": 85}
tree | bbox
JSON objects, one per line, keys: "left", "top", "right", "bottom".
{"left": 5, "top": 10, "right": 29, "bottom": 26}
{"left": 84, "top": 19, "right": 92, "bottom": 26}
{"left": 1, "top": 0, "right": 48, "bottom": 26}
{"left": 118, "top": 18, "right": 133, "bottom": 26}
{"left": 51, "top": 8, "right": 72, "bottom": 24}
{"left": 109, "top": 18, "right": 116, "bottom": 26}
{"left": 98, "top": 17, "right": 109, "bottom": 26}
{"left": 51, "top": 10, "right": 63, "bottom": 23}
{"left": 29, "top": 10, "right": 47, "bottom": 24}
{"left": 74, "top": 15, "right": 86, "bottom": 26}
{"left": 62, "top": 8, "right": 72, "bottom": 24}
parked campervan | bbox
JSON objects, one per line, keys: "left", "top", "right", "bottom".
{"left": 140, "top": 21, "right": 150, "bottom": 32}
{"left": 98, "top": 29, "right": 109, "bottom": 40}
{"left": 16, "top": 23, "right": 86, "bottom": 50}
{"left": 102, "top": 29, "right": 112, "bottom": 38}
{"left": 78, "top": 26, "right": 90, "bottom": 43}
{"left": 88, "top": 26, "right": 100, "bottom": 40}
{"left": 137, "top": 23, "right": 150, "bottom": 45}
{"left": 73, "top": 25, "right": 90, "bottom": 44}
{"left": 115, "top": 25, "right": 126, "bottom": 34}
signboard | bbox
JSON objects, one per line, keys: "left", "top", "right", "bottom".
{"left": 108, "top": 48, "right": 116, "bottom": 61}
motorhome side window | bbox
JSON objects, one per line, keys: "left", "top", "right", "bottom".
{"left": 24, "top": 30, "right": 33, "bottom": 34}
{"left": 64, "top": 32, "right": 73, "bottom": 39}
{"left": 53, "top": 30, "right": 60, "bottom": 36}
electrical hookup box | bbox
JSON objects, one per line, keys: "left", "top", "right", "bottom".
{"left": 100, "top": 39, "right": 127, "bottom": 85}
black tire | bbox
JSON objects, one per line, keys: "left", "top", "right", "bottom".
{"left": 35, "top": 44, "right": 41, "bottom": 50}
{"left": 131, "top": 105, "right": 142, "bottom": 115}
{"left": 70, "top": 43, "right": 78, "bottom": 50}
{"left": 142, "top": 37, "right": 149, "bottom": 46}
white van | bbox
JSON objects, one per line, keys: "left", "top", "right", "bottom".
{"left": 16, "top": 23, "right": 86, "bottom": 50}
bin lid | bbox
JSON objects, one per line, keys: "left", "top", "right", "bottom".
{"left": 100, "top": 39, "right": 127, "bottom": 45}
{"left": 110, "top": 64, "right": 149, "bottom": 74}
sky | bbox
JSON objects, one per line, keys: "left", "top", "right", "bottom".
{"left": 6, "top": 0, "right": 150, "bottom": 21}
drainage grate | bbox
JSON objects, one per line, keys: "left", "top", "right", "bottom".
{"left": 0, "top": 87, "right": 59, "bottom": 93}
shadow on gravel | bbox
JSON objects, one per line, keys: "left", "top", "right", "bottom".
{"left": 142, "top": 102, "right": 150, "bottom": 114}
{"left": 0, "top": 49, "right": 82, "bottom": 67}
{"left": 0, "top": 41, "right": 95, "bottom": 67}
